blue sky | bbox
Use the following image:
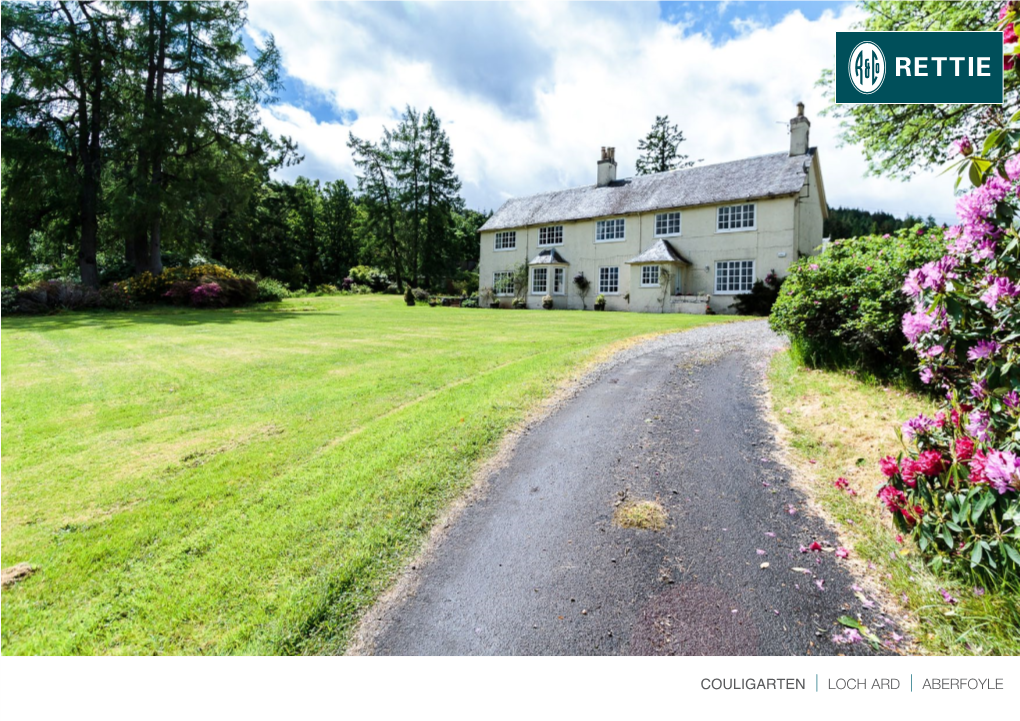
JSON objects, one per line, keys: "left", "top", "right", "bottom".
{"left": 246, "top": 1, "right": 957, "bottom": 223}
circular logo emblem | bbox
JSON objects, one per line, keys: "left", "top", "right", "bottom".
{"left": 848, "top": 41, "right": 886, "bottom": 94}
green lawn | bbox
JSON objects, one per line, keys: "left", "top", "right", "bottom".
{"left": 1, "top": 295, "right": 727, "bottom": 655}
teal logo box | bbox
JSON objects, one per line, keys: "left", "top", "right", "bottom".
{"left": 835, "top": 31, "right": 1003, "bottom": 104}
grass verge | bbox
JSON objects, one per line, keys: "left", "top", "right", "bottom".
{"left": 1, "top": 295, "right": 729, "bottom": 654}
{"left": 769, "top": 350, "right": 1020, "bottom": 655}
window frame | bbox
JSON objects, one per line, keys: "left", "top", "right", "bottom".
{"left": 715, "top": 203, "right": 757, "bottom": 233}
{"left": 530, "top": 266, "right": 548, "bottom": 295}
{"left": 493, "top": 270, "right": 515, "bottom": 296}
{"left": 552, "top": 267, "right": 566, "bottom": 295}
{"left": 654, "top": 211, "right": 682, "bottom": 238}
{"left": 598, "top": 266, "right": 621, "bottom": 295}
{"left": 494, "top": 230, "right": 517, "bottom": 251}
{"left": 538, "top": 225, "right": 564, "bottom": 247}
{"left": 640, "top": 265, "right": 661, "bottom": 288}
{"left": 714, "top": 259, "right": 755, "bottom": 295}
{"left": 595, "top": 218, "right": 626, "bottom": 243}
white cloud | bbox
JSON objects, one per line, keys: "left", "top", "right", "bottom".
{"left": 247, "top": 2, "right": 959, "bottom": 223}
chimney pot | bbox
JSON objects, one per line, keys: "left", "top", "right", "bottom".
{"left": 789, "top": 104, "right": 810, "bottom": 156}
{"left": 597, "top": 146, "right": 618, "bottom": 186}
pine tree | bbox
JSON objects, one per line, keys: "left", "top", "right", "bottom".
{"left": 2, "top": 1, "right": 117, "bottom": 287}
{"left": 420, "top": 107, "right": 462, "bottom": 287}
{"left": 348, "top": 131, "right": 404, "bottom": 289}
{"left": 635, "top": 115, "right": 695, "bottom": 175}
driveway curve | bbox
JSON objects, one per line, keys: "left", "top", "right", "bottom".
{"left": 357, "top": 320, "right": 890, "bottom": 656}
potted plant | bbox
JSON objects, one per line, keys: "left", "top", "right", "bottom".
{"left": 594, "top": 293, "right": 606, "bottom": 311}
{"left": 512, "top": 297, "right": 527, "bottom": 309}
{"left": 541, "top": 294, "right": 553, "bottom": 310}
{"left": 403, "top": 286, "right": 415, "bottom": 306}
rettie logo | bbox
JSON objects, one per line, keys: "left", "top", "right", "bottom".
{"left": 836, "top": 31, "right": 1003, "bottom": 104}
{"left": 849, "top": 41, "right": 886, "bottom": 94}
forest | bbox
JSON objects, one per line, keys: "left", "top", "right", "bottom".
{"left": 1, "top": 1, "right": 488, "bottom": 293}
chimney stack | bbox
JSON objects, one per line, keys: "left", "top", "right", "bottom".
{"left": 597, "top": 146, "right": 617, "bottom": 187}
{"left": 790, "top": 102, "right": 810, "bottom": 156}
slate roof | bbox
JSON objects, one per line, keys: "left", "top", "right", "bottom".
{"left": 480, "top": 149, "right": 816, "bottom": 232}
{"left": 529, "top": 249, "right": 569, "bottom": 265}
{"left": 626, "top": 239, "right": 691, "bottom": 265}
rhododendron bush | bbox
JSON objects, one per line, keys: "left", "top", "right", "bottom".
{"left": 878, "top": 114, "right": 1020, "bottom": 581}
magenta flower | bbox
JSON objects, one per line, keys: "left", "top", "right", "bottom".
{"left": 950, "top": 137, "right": 973, "bottom": 157}
{"left": 966, "top": 410, "right": 991, "bottom": 443}
{"left": 835, "top": 547, "right": 849, "bottom": 559}
{"left": 967, "top": 340, "right": 1001, "bottom": 360}
{"left": 902, "top": 309, "right": 934, "bottom": 344}
{"left": 832, "top": 628, "right": 863, "bottom": 645}
{"left": 919, "top": 367, "right": 934, "bottom": 384}
{"left": 1004, "top": 391, "right": 1020, "bottom": 410}
{"left": 980, "top": 276, "right": 1020, "bottom": 310}
{"left": 984, "top": 450, "right": 1020, "bottom": 494}
{"left": 939, "top": 588, "right": 958, "bottom": 605}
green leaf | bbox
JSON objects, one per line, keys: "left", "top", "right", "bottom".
{"left": 1004, "top": 543, "right": 1020, "bottom": 567}
{"left": 968, "top": 161, "right": 983, "bottom": 188}
{"left": 838, "top": 616, "right": 862, "bottom": 629}
{"left": 970, "top": 543, "right": 983, "bottom": 567}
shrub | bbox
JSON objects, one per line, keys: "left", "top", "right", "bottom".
{"left": 542, "top": 294, "right": 554, "bottom": 310}
{"left": 348, "top": 265, "right": 389, "bottom": 292}
{"left": 769, "top": 227, "right": 946, "bottom": 378}
{"left": 342, "top": 277, "right": 354, "bottom": 292}
{"left": 98, "top": 283, "right": 132, "bottom": 311}
{"left": 461, "top": 298, "right": 478, "bottom": 308}
{"left": 873, "top": 115, "right": 1020, "bottom": 582}
{"left": 511, "top": 297, "right": 526, "bottom": 309}
{"left": 315, "top": 284, "right": 340, "bottom": 296}
{"left": 15, "top": 280, "right": 101, "bottom": 314}
{"left": 411, "top": 288, "right": 429, "bottom": 302}
{"left": 384, "top": 282, "right": 399, "bottom": 295}
{"left": 574, "top": 272, "right": 591, "bottom": 309}
{"left": 404, "top": 286, "right": 415, "bottom": 306}
{"left": 734, "top": 271, "right": 784, "bottom": 316}
{"left": 122, "top": 265, "right": 238, "bottom": 304}
{"left": 255, "top": 277, "right": 291, "bottom": 303}
{"left": 594, "top": 293, "right": 606, "bottom": 311}
{"left": 2, "top": 287, "right": 20, "bottom": 316}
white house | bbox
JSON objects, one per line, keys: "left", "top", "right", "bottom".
{"left": 478, "top": 104, "right": 828, "bottom": 313}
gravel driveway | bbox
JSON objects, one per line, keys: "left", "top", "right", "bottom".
{"left": 354, "top": 320, "right": 891, "bottom": 656}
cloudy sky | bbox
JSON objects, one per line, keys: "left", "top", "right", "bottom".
{"left": 245, "top": 1, "right": 959, "bottom": 224}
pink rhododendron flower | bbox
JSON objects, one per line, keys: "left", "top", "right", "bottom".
{"left": 955, "top": 437, "right": 975, "bottom": 462}
{"left": 966, "top": 410, "right": 991, "bottom": 443}
{"left": 939, "top": 588, "right": 958, "bottom": 605}
{"left": 902, "top": 308, "right": 934, "bottom": 344}
{"left": 914, "top": 450, "right": 947, "bottom": 477}
{"left": 1006, "top": 156, "right": 1020, "bottom": 181}
{"left": 983, "top": 449, "right": 1020, "bottom": 494}
{"left": 835, "top": 547, "right": 849, "bottom": 559}
{"left": 967, "top": 340, "right": 1001, "bottom": 360}
{"left": 832, "top": 628, "right": 863, "bottom": 645}
{"left": 879, "top": 456, "right": 899, "bottom": 477}
{"left": 950, "top": 137, "right": 973, "bottom": 157}
{"left": 980, "top": 275, "right": 1020, "bottom": 310}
